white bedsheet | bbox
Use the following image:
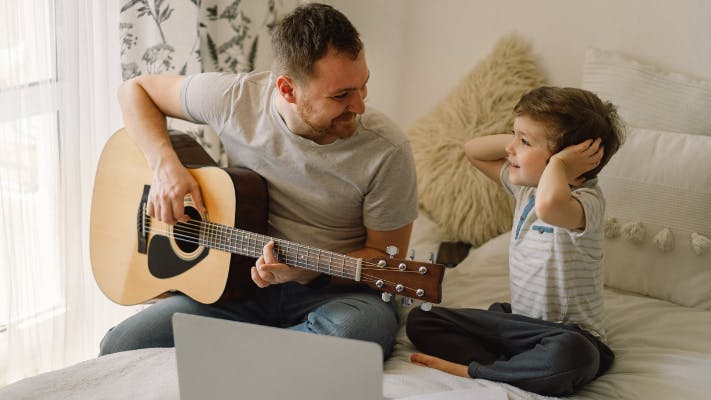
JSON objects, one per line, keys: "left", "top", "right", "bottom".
{"left": 2, "top": 230, "right": 710, "bottom": 400}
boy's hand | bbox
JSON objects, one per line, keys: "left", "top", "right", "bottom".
{"left": 410, "top": 353, "right": 470, "bottom": 378}
{"left": 551, "top": 138, "right": 604, "bottom": 186}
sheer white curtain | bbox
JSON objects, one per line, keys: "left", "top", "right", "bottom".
{"left": 0, "top": 0, "right": 133, "bottom": 386}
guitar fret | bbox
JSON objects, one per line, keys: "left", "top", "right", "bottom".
{"left": 239, "top": 229, "right": 243, "bottom": 254}
{"left": 305, "top": 245, "right": 312, "bottom": 271}
{"left": 282, "top": 240, "right": 289, "bottom": 265}
{"left": 329, "top": 252, "right": 333, "bottom": 276}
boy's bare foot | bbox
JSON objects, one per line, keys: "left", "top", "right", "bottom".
{"left": 410, "top": 353, "right": 469, "bottom": 378}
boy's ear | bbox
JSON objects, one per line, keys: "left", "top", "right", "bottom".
{"left": 276, "top": 75, "right": 297, "bottom": 103}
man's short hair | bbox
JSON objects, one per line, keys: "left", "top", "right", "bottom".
{"left": 271, "top": 3, "right": 362, "bottom": 84}
{"left": 514, "top": 86, "right": 626, "bottom": 179}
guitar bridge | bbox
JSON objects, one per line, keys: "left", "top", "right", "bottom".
{"left": 136, "top": 185, "right": 150, "bottom": 254}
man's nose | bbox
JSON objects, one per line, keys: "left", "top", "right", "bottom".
{"left": 348, "top": 90, "right": 366, "bottom": 114}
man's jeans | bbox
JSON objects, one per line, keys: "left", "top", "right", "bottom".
{"left": 99, "top": 282, "right": 398, "bottom": 358}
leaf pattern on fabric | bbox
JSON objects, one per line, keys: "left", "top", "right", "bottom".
{"left": 119, "top": 0, "right": 297, "bottom": 165}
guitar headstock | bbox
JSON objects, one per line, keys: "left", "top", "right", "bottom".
{"left": 361, "top": 257, "right": 445, "bottom": 304}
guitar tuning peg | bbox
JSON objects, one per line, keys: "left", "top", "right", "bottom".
{"left": 400, "top": 297, "right": 414, "bottom": 306}
{"left": 385, "top": 245, "right": 399, "bottom": 259}
{"left": 428, "top": 252, "right": 436, "bottom": 263}
{"left": 408, "top": 248, "right": 415, "bottom": 260}
{"left": 381, "top": 292, "right": 392, "bottom": 302}
{"left": 420, "top": 302, "right": 432, "bottom": 312}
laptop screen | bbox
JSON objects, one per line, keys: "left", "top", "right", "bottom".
{"left": 173, "top": 313, "right": 384, "bottom": 400}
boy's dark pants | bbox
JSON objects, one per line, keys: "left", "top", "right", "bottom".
{"left": 406, "top": 303, "right": 614, "bottom": 397}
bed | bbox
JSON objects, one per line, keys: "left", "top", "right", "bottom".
{"left": 1, "top": 43, "right": 710, "bottom": 400}
{"left": 2, "top": 215, "right": 710, "bottom": 400}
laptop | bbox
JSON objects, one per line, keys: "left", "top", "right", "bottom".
{"left": 172, "top": 313, "right": 386, "bottom": 400}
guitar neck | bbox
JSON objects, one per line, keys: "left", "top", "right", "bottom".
{"left": 196, "top": 220, "right": 362, "bottom": 281}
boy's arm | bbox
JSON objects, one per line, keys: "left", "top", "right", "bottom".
{"left": 535, "top": 138, "right": 604, "bottom": 230}
{"left": 463, "top": 134, "right": 511, "bottom": 185}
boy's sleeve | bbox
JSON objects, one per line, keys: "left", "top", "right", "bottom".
{"left": 499, "top": 160, "right": 519, "bottom": 197}
{"left": 570, "top": 186, "right": 605, "bottom": 236}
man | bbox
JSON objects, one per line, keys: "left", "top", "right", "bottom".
{"left": 99, "top": 3, "right": 418, "bottom": 358}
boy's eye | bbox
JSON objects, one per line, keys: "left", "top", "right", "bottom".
{"left": 520, "top": 138, "right": 530, "bottom": 146}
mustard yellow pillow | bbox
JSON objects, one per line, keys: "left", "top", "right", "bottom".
{"left": 407, "top": 34, "right": 546, "bottom": 246}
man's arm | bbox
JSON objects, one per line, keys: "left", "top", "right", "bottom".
{"left": 117, "top": 74, "right": 206, "bottom": 224}
{"left": 535, "top": 138, "right": 604, "bottom": 230}
{"left": 348, "top": 223, "right": 413, "bottom": 261}
{"left": 463, "top": 134, "right": 511, "bottom": 184}
{"left": 251, "top": 223, "right": 413, "bottom": 287}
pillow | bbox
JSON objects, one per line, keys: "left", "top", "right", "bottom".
{"left": 406, "top": 34, "right": 546, "bottom": 246}
{"left": 406, "top": 209, "right": 446, "bottom": 264}
{"left": 598, "top": 127, "right": 711, "bottom": 309}
{"left": 582, "top": 48, "right": 711, "bottom": 136}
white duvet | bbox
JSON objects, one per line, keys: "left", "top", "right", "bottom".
{"left": 2, "top": 224, "right": 711, "bottom": 400}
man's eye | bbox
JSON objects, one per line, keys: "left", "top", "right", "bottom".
{"left": 333, "top": 92, "right": 349, "bottom": 100}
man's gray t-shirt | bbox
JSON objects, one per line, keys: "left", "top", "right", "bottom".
{"left": 180, "top": 71, "right": 418, "bottom": 254}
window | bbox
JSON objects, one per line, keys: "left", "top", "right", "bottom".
{"left": 0, "top": 0, "right": 64, "bottom": 330}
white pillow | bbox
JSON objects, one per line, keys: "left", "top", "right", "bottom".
{"left": 582, "top": 48, "right": 711, "bottom": 136}
{"left": 598, "top": 127, "right": 711, "bottom": 309}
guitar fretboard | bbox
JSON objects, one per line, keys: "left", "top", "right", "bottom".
{"left": 187, "top": 220, "right": 362, "bottom": 281}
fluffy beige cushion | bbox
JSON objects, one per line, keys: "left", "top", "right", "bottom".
{"left": 407, "top": 34, "right": 546, "bottom": 246}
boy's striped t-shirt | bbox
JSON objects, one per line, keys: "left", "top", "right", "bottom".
{"left": 500, "top": 161, "right": 606, "bottom": 339}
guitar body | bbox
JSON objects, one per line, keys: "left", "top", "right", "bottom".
{"left": 90, "top": 129, "right": 266, "bottom": 305}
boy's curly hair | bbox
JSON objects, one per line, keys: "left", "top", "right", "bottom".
{"left": 514, "top": 86, "right": 626, "bottom": 179}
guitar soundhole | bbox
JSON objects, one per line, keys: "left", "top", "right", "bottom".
{"left": 174, "top": 206, "right": 202, "bottom": 254}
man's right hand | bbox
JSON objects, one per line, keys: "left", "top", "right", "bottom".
{"left": 147, "top": 155, "right": 205, "bottom": 225}
{"left": 118, "top": 74, "right": 205, "bottom": 225}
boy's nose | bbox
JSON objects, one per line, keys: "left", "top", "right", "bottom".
{"left": 505, "top": 140, "right": 515, "bottom": 155}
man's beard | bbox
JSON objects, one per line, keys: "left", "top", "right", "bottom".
{"left": 298, "top": 102, "right": 357, "bottom": 141}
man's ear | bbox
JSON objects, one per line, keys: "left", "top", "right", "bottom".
{"left": 276, "top": 75, "right": 297, "bottom": 104}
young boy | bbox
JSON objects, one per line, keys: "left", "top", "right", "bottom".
{"left": 406, "top": 87, "right": 625, "bottom": 396}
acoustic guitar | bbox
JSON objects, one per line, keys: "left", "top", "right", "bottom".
{"left": 90, "top": 129, "right": 444, "bottom": 306}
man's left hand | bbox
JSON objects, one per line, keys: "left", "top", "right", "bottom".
{"left": 250, "top": 240, "right": 321, "bottom": 288}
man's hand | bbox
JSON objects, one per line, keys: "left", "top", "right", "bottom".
{"left": 410, "top": 353, "right": 470, "bottom": 378}
{"left": 251, "top": 241, "right": 321, "bottom": 288}
{"left": 147, "top": 156, "right": 205, "bottom": 225}
{"left": 551, "top": 137, "right": 604, "bottom": 186}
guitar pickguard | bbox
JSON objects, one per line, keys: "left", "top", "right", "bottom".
{"left": 147, "top": 235, "right": 208, "bottom": 278}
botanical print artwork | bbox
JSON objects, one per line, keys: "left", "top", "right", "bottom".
{"left": 119, "top": 0, "right": 296, "bottom": 164}
{"left": 201, "top": 0, "right": 282, "bottom": 73}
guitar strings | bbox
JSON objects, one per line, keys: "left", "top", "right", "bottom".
{"left": 153, "top": 216, "right": 390, "bottom": 271}
{"left": 142, "top": 216, "right": 429, "bottom": 297}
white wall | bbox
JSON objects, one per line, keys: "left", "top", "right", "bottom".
{"left": 329, "top": 0, "right": 711, "bottom": 129}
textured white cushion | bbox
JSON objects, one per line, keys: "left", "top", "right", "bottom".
{"left": 598, "top": 127, "right": 711, "bottom": 309}
{"left": 582, "top": 48, "right": 711, "bottom": 136}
